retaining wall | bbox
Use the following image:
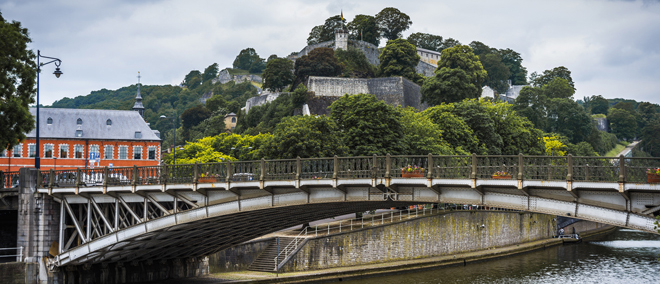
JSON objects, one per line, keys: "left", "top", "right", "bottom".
{"left": 208, "top": 238, "right": 272, "bottom": 273}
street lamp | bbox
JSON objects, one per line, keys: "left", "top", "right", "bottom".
{"left": 231, "top": 146, "right": 252, "bottom": 173}
{"left": 35, "top": 50, "right": 63, "bottom": 168}
{"left": 159, "top": 115, "right": 178, "bottom": 165}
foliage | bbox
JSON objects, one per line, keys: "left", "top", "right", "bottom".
{"left": 421, "top": 45, "right": 487, "bottom": 105}
{"left": 165, "top": 136, "right": 235, "bottom": 164}
{"left": 307, "top": 15, "right": 346, "bottom": 45}
{"left": 335, "top": 48, "right": 376, "bottom": 78}
{"left": 512, "top": 86, "right": 547, "bottom": 130}
{"left": 484, "top": 100, "right": 544, "bottom": 155}
{"left": 641, "top": 123, "right": 660, "bottom": 157}
{"left": 0, "top": 12, "right": 36, "bottom": 151}
{"left": 568, "top": 141, "right": 598, "bottom": 157}
{"left": 232, "top": 48, "right": 264, "bottom": 71}
{"left": 375, "top": 7, "right": 412, "bottom": 40}
{"left": 398, "top": 107, "right": 455, "bottom": 155}
{"left": 202, "top": 63, "right": 219, "bottom": 83}
{"left": 546, "top": 98, "right": 592, "bottom": 144}
{"left": 181, "top": 105, "right": 212, "bottom": 130}
{"left": 422, "top": 104, "right": 480, "bottom": 154}
{"left": 235, "top": 84, "right": 308, "bottom": 134}
{"left": 294, "top": 47, "right": 342, "bottom": 87}
{"left": 187, "top": 109, "right": 227, "bottom": 141}
{"left": 607, "top": 107, "right": 637, "bottom": 141}
{"left": 498, "top": 48, "right": 527, "bottom": 85}
{"left": 530, "top": 66, "right": 575, "bottom": 90}
{"left": 163, "top": 133, "right": 272, "bottom": 164}
{"left": 261, "top": 115, "right": 347, "bottom": 159}
{"left": 542, "top": 136, "right": 567, "bottom": 156}
{"left": 407, "top": 32, "right": 444, "bottom": 52}
{"left": 584, "top": 95, "right": 609, "bottom": 115}
{"left": 347, "top": 14, "right": 380, "bottom": 46}
{"left": 330, "top": 93, "right": 406, "bottom": 156}
{"left": 262, "top": 58, "right": 294, "bottom": 91}
{"left": 478, "top": 53, "right": 511, "bottom": 94}
{"left": 542, "top": 78, "right": 574, "bottom": 99}
{"left": 377, "top": 39, "right": 422, "bottom": 84}
{"left": 184, "top": 70, "right": 202, "bottom": 89}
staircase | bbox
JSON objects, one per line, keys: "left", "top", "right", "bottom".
{"left": 248, "top": 237, "right": 297, "bottom": 272}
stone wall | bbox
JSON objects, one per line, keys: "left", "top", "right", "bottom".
{"left": 280, "top": 211, "right": 555, "bottom": 272}
{"left": 349, "top": 40, "right": 380, "bottom": 66}
{"left": 0, "top": 262, "right": 37, "bottom": 284}
{"left": 562, "top": 220, "right": 608, "bottom": 235}
{"left": 594, "top": 117, "right": 609, "bottom": 132}
{"left": 243, "top": 91, "right": 284, "bottom": 114}
{"left": 208, "top": 238, "right": 272, "bottom": 273}
{"left": 415, "top": 61, "right": 436, "bottom": 77}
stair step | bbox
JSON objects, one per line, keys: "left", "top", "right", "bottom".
{"left": 248, "top": 237, "right": 304, "bottom": 272}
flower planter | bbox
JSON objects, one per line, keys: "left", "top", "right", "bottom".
{"left": 402, "top": 170, "right": 424, "bottom": 178}
{"left": 197, "top": 177, "right": 217, "bottom": 183}
{"left": 492, "top": 175, "right": 512, "bottom": 180}
{"left": 648, "top": 173, "right": 660, "bottom": 183}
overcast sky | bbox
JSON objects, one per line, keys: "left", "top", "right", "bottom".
{"left": 2, "top": 0, "right": 659, "bottom": 106}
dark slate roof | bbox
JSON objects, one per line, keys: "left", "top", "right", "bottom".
{"left": 27, "top": 108, "right": 160, "bottom": 141}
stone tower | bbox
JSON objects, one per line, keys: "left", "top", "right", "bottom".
{"left": 335, "top": 29, "right": 349, "bottom": 50}
{"left": 132, "top": 71, "right": 145, "bottom": 118}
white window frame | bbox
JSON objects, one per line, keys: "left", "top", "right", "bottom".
{"left": 133, "top": 146, "right": 143, "bottom": 160}
{"left": 59, "top": 144, "right": 69, "bottom": 159}
{"left": 43, "top": 144, "right": 54, "bottom": 158}
{"left": 89, "top": 144, "right": 100, "bottom": 159}
{"left": 0, "top": 149, "right": 6, "bottom": 157}
{"left": 28, "top": 143, "right": 36, "bottom": 158}
{"left": 74, "top": 144, "right": 85, "bottom": 159}
{"left": 12, "top": 144, "right": 22, "bottom": 158}
{"left": 118, "top": 145, "right": 129, "bottom": 160}
{"left": 104, "top": 145, "right": 114, "bottom": 160}
{"left": 147, "top": 146, "right": 157, "bottom": 160}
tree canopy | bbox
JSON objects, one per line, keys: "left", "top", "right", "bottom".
{"left": 377, "top": 39, "right": 422, "bottom": 83}
{"left": 421, "top": 45, "right": 487, "bottom": 105}
{"left": 261, "top": 115, "right": 347, "bottom": 159}
{"left": 307, "top": 15, "right": 346, "bottom": 45}
{"left": 375, "top": 7, "right": 412, "bottom": 40}
{"left": 530, "top": 66, "right": 575, "bottom": 90}
{"left": 347, "top": 15, "right": 380, "bottom": 46}
{"left": 232, "top": 48, "right": 265, "bottom": 72}
{"left": 335, "top": 48, "right": 376, "bottom": 78}
{"left": 262, "top": 58, "right": 294, "bottom": 91}
{"left": 407, "top": 32, "right": 444, "bottom": 52}
{"left": 0, "top": 12, "right": 37, "bottom": 151}
{"left": 293, "top": 47, "right": 342, "bottom": 87}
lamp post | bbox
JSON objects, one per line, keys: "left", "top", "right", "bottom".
{"left": 231, "top": 146, "right": 252, "bottom": 173}
{"left": 159, "top": 115, "right": 177, "bottom": 165}
{"left": 35, "top": 50, "right": 63, "bottom": 169}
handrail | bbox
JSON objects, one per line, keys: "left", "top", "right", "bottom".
{"left": 32, "top": 154, "right": 660, "bottom": 188}
{"left": 0, "top": 246, "right": 23, "bottom": 261}
{"left": 274, "top": 227, "right": 307, "bottom": 271}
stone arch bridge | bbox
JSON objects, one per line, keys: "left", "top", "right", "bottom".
{"left": 5, "top": 154, "right": 660, "bottom": 270}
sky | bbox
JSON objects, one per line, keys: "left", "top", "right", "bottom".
{"left": 1, "top": 0, "right": 659, "bottom": 106}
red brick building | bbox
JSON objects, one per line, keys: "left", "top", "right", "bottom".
{"left": 0, "top": 107, "right": 161, "bottom": 172}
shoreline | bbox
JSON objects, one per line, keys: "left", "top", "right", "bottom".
{"left": 178, "top": 224, "right": 616, "bottom": 284}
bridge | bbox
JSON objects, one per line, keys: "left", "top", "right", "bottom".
{"left": 3, "top": 153, "right": 660, "bottom": 270}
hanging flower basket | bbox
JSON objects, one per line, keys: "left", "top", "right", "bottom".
{"left": 492, "top": 171, "right": 511, "bottom": 179}
{"left": 648, "top": 174, "right": 660, "bottom": 183}
{"left": 401, "top": 165, "right": 424, "bottom": 178}
{"left": 492, "top": 175, "right": 512, "bottom": 180}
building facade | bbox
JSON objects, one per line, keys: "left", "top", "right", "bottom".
{"left": 0, "top": 108, "right": 161, "bottom": 172}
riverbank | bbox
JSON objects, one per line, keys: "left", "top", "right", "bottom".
{"left": 174, "top": 220, "right": 615, "bottom": 284}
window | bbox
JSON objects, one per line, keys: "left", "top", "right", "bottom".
{"left": 74, "top": 145, "right": 84, "bottom": 159}
{"left": 119, "top": 146, "right": 128, "bottom": 159}
{"left": 104, "top": 145, "right": 113, "bottom": 160}
{"left": 59, "top": 145, "right": 69, "bottom": 158}
{"left": 28, "top": 144, "right": 36, "bottom": 158}
{"left": 231, "top": 117, "right": 236, "bottom": 123}
{"left": 13, "top": 144, "right": 22, "bottom": 157}
{"left": 75, "top": 130, "right": 83, "bottom": 137}
{"left": 133, "top": 146, "right": 142, "bottom": 160}
{"left": 0, "top": 149, "right": 6, "bottom": 157}
{"left": 44, "top": 144, "right": 54, "bottom": 158}
{"left": 106, "top": 119, "right": 112, "bottom": 126}
{"left": 134, "top": 131, "right": 142, "bottom": 139}
{"left": 47, "top": 117, "right": 53, "bottom": 125}
{"left": 77, "top": 118, "right": 82, "bottom": 125}
{"left": 148, "top": 147, "right": 156, "bottom": 160}
{"left": 89, "top": 145, "right": 99, "bottom": 159}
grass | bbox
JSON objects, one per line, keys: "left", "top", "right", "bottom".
{"left": 251, "top": 81, "right": 263, "bottom": 89}
{"left": 604, "top": 143, "right": 628, "bottom": 157}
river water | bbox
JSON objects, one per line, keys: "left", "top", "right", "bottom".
{"left": 342, "top": 228, "right": 660, "bottom": 284}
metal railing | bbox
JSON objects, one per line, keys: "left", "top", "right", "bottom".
{"left": 274, "top": 227, "right": 307, "bottom": 271}
{"left": 25, "top": 154, "right": 660, "bottom": 189}
{"left": 0, "top": 171, "right": 20, "bottom": 189}
{"left": 0, "top": 247, "right": 23, "bottom": 261}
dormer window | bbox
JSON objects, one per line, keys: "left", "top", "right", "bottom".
{"left": 77, "top": 118, "right": 83, "bottom": 125}
{"left": 106, "top": 119, "right": 112, "bottom": 126}
{"left": 75, "top": 130, "right": 83, "bottom": 137}
{"left": 47, "top": 117, "right": 53, "bottom": 125}
{"left": 134, "top": 131, "right": 142, "bottom": 139}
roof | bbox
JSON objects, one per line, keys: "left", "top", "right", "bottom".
{"left": 225, "top": 112, "right": 236, "bottom": 117}
{"left": 27, "top": 108, "right": 160, "bottom": 141}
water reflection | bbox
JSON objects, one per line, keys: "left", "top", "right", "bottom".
{"left": 342, "top": 229, "right": 660, "bottom": 284}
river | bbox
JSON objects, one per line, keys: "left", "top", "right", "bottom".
{"left": 342, "top": 228, "right": 660, "bottom": 284}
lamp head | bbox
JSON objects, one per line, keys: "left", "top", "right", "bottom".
{"left": 53, "top": 68, "right": 63, "bottom": 78}
{"left": 160, "top": 115, "right": 167, "bottom": 119}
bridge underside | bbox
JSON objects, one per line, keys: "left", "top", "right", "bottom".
{"left": 44, "top": 177, "right": 660, "bottom": 268}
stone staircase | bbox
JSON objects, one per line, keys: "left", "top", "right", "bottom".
{"left": 248, "top": 237, "right": 297, "bottom": 272}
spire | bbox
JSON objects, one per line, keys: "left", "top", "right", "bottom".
{"left": 132, "top": 71, "right": 145, "bottom": 118}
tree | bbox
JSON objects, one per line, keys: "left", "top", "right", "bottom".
{"left": 497, "top": 49, "right": 527, "bottom": 85}
{"left": 479, "top": 53, "right": 511, "bottom": 94}
{"left": 512, "top": 86, "right": 548, "bottom": 131}
{"left": 398, "top": 107, "right": 454, "bottom": 155}
{"left": 306, "top": 25, "right": 324, "bottom": 45}
{"left": 469, "top": 41, "right": 496, "bottom": 56}
{"left": 202, "top": 63, "right": 219, "bottom": 83}
{"left": 422, "top": 104, "right": 480, "bottom": 154}
{"left": 184, "top": 70, "right": 202, "bottom": 89}
{"left": 205, "top": 95, "right": 227, "bottom": 112}
{"left": 641, "top": 124, "right": 660, "bottom": 157}
{"left": 330, "top": 94, "right": 406, "bottom": 156}
{"left": 375, "top": 7, "right": 412, "bottom": 40}
{"left": 530, "top": 66, "right": 575, "bottom": 90}
{"left": 588, "top": 95, "right": 609, "bottom": 115}
{"left": 232, "top": 48, "right": 263, "bottom": 71}
{"left": 452, "top": 100, "right": 503, "bottom": 154}
{"left": 335, "top": 48, "right": 376, "bottom": 78}
{"left": 294, "top": 47, "right": 342, "bottom": 87}
{"left": 542, "top": 78, "right": 574, "bottom": 99}
{"left": 441, "top": 38, "right": 461, "bottom": 50}
{"left": 181, "top": 105, "right": 212, "bottom": 130}
{"left": 0, "top": 12, "right": 37, "bottom": 151}
{"left": 407, "top": 33, "right": 443, "bottom": 52}
{"left": 347, "top": 15, "right": 380, "bottom": 46}
{"left": 248, "top": 58, "right": 266, "bottom": 73}
{"left": 262, "top": 58, "right": 294, "bottom": 91}
{"left": 421, "top": 45, "right": 487, "bottom": 105}
{"left": 377, "top": 39, "right": 422, "bottom": 83}
{"left": 607, "top": 107, "right": 637, "bottom": 141}
{"left": 546, "top": 98, "right": 592, "bottom": 144}
{"left": 261, "top": 115, "right": 347, "bottom": 159}
{"left": 306, "top": 15, "right": 346, "bottom": 45}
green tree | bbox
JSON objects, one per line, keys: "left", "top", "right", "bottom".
{"left": 607, "top": 107, "right": 637, "bottom": 141}
{"left": 441, "top": 38, "right": 462, "bottom": 50}
{"left": 0, "top": 12, "right": 37, "bottom": 151}
{"left": 588, "top": 95, "right": 609, "bottom": 115}
{"left": 330, "top": 93, "right": 406, "bottom": 156}
{"left": 421, "top": 45, "right": 487, "bottom": 105}
{"left": 347, "top": 14, "right": 380, "bottom": 46}
{"left": 497, "top": 48, "right": 527, "bottom": 85}
{"left": 181, "top": 105, "right": 212, "bottom": 130}
{"left": 306, "top": 25, "right": 324, "bottom": 45}
{"left": 205, "top": 95, "right": 227, "bottom": 112}
{"left": 641, "top": 124, "right": 660, "bottom": 157}
{"left": 422, "top": 104, "right": 480, "bottom": 154}
{"left": 306, "top": 15, "right": 346, "bottom": 45}
{"left": 294, "top": 47, "right": 342, "bottom": 87}
{"left": 453, "top": 100, "right": 503, "bottom": 154}
{"left": 547, "top": 98, "right": 592, "bottom": 144}
{"left": 407, "top": 32, "right": 444, "bottom": 52}
{"left": 202, "top": 63, "right": 219, "bottom": 82}
{"left": 377, "top": 39, "right": 422, "bottom": 83}
{"left": 568, "top": 141, "right": 598, "bottom": 157}
{"left": 469, "top": 41, "right": 496, "bottom": 56}
{"left": 235, "top": 84, "right": 308, "bottom": 134}
{"left": 398, "top": 107, "right": 455, "bottom": 155}
{"left": 375, "top": 7, "right": 412, "bottom": 40}
{"left": 262, "top": 58, "right": 294, "bottom": 91}
{"left": 335, "top": 48, "right": 376, "bottom": 78}
{"left": 530, "top": 66, "right": 575, "bottom": 90}
{"left": 542, "top": 78, "right": 574, "bottom": 99}
{"left": 512, "top": 86, "right": 547, "bottom": 130}
{"left": 184, "top": 70, "right": 202, "bottom": 89}
{"left": 233, "top": 48, "right": 263, "bottom": 70}
{"left": 248, "top": 58, "right": 266, "bottom": 73}
{"left": 261, "top": 115, "right": 347, "bottom": 159}
{"left": 479, "top": 53, "right": 511, "bottom": 94}
{"left": 485, "top": 100, "right": 544, "bottom": 155}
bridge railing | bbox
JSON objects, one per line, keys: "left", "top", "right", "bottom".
{"left": 1, "top": 171, "right": 20, "bottom": 189}
{"left": 34, "top": 154, "right": 660, "bottom": 188}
